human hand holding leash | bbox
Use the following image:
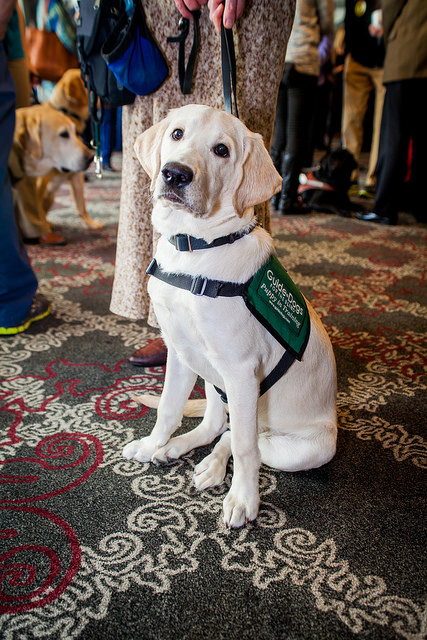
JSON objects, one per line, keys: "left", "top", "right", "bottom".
{"left": 174, "top": 0, "right": 246, "bottom": 31}
{"left": 209, "top": 0, "right": 245, "bottom": 31}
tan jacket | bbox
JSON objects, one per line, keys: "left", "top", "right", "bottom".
{"left": 382, "top": 0, "right": 427, "bottom": 83}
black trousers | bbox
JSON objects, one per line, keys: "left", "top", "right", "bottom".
{"left": 271, "top": 64, "right": 318, "bottom": 168}
{"left": 375, "top": 78, "right": 427, "bottom": 223}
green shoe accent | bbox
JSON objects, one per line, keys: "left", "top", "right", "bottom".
{"left": 0, "top": 295, "right": 51, "bottom": 336}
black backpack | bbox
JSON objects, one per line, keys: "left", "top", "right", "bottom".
{"left": 76, "top": 0, "right": 135, "bottom": 109}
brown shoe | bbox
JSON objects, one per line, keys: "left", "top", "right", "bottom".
{"left": 39, "top": 232, "right": 67, "bottom": 246}
{"left": 129, "top": 338, "right": 167, "bottom": 367}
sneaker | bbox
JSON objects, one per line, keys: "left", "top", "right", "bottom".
{"left": 0, "top": 294, "right": 51, "bottom": 336}
{"left": 358, "top": 185, "right": 376, "bottom": 200}
{"left": 355, "top": 211, "right": 396, "bottom": 226}
{"left": 348, "top": 184, "right": 360, "bottom": 197}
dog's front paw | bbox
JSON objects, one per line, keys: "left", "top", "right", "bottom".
{"left": 152, "top": 440, "right": 182, "bottom": 464}
{"left": 223, "top": 486, "right": 260, "bottom": 529}
{"left": 122, "top": 436, "right": 162, "bottom": 463}
{"left": 86, "top": 218, "right": 103, "bottom": 229}
{"left": 193, "top": 452, "right": 227, "bottom": 490}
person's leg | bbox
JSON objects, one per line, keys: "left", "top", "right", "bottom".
{"left": 357, "top": 81, "right": 408, "bottom": 224}
{"left": 0, "top": 41, "right": 40, "bottom": 330}
{"left": 279, "top": 68, "right": 317, "bottom": 213}
{"left": 342, "top": 54, "right": 373, "bottom": 184}
{"left": 270, "top": 77, "right": 288, "bottom": 208}
{"left": 270, "top": 77, "right": 288, "bottom": 170}
{"left": 365, "top": 66, "right": 385, "bottom": 188}
{"left": 406, "top": 78, "right": 427, "bottom": 223}
{"left": 100, "top": 106, "right": 115, "bottom": 171}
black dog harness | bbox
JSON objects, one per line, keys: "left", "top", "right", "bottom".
{"left": 146, "top": 228, "right": 310, "bottom": 404}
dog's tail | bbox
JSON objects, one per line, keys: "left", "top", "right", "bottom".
{"left": 132, "top": 394, "right": 206, "bottom": 418}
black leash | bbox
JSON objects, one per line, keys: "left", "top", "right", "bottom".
{"left": 220, "top": 18, "right": 238, "bottom": 117}
{"left": 167, "top": 10, "right": 201, "bottom": 95}
{"left": 167, "top": 7, "right": 238, "bottom": 114}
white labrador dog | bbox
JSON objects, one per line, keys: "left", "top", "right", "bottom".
{"left": 123, "top": 104, "right": 337, "bottom": 529}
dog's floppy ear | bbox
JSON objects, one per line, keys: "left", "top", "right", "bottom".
{"left": 233, "top": 133, "right": 282, "bottom": 215}
{"left": 64, "top": 75, "right": 87, "bottom": 107}
{"left": 134, "top": 118, "right": 170, "bottom": 190}
{"left": 15, "top": 109, "right": 43, "bottom": 159}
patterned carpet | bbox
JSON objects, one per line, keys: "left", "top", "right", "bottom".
{"left": 1, "top": 159, "right": 426, "bottom": 639}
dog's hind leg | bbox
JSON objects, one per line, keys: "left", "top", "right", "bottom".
{"left": 258, "top": 422, "right": 337, "bottom": 472}
{"left": 123, "top": 349, "right": 198, "bottom": 463}
{"left": 153, "top": 382, "right": 228, "bottom": 464}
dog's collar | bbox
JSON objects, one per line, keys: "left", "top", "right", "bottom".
{"left": 50, "top": 104, "right": 85, "bottom": 128}
{"left": 168, "top": 224, "right": 257, "bottom": 252}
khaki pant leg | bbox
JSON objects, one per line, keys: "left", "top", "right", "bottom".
{"left": 342, "top": 54, "right": 374, "bottom": 182}
{"left": 365, "top": 67, "right": 385, "bottom": 186}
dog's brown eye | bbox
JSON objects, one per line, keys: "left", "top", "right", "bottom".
{"left": 213, "top": 143, "right": 229, "bottom": 158}
{"left": 171, "top": 128, "right": 184, "bottom": 141}
{"left": 59, "top": 130, "right": 70, "bottom": 139}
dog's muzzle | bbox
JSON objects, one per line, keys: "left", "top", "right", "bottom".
{"left": 161, "top": 162, "right": 193, "bottom": 189}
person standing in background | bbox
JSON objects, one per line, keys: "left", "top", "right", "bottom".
{"left": 270, "top": 0, "right": 334, "bottom": 215}
{"left": 356, "top": 0, "right": 427, "bottom": 225}
{"left": 339, "top": 0, "right": 385, "bottom": 193}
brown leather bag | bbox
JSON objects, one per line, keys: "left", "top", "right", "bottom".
{"left": 25, "top": 0, "right": 79, "bottom": 82}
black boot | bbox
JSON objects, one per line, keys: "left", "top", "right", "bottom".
{"left": 278, "top": 153, "right": 308, "bottom": 214}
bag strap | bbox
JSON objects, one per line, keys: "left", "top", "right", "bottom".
{"left": 220, "top": 18, "right": 238, "bottom": 118}
{"left": 167, "top": 10, "right": 201, "bottom": 95}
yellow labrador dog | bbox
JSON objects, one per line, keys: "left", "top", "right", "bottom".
{"left": 10, "top": 104, "right": 93, "bottom": 180}
{"left": 39, "top": 69, "right": 102, "bottom": 230}
{"left": 123, "top": 104, "right": 337, "bottom": 529}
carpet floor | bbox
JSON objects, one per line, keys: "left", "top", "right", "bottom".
{"left": 1, "top": 158, "right": 426, "bottom": 639}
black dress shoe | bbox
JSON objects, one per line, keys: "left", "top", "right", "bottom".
{"left": 355, "top": 211, "right": 396, "bottom": 226}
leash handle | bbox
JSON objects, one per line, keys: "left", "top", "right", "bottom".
{"left": 167, "top": 10, "right": 201, "bottom": 95}
{"left": 220, "top": 18, "right": 238, "bottom": 118}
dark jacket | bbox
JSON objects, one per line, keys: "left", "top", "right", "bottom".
{"left": 345, "top": 0, "right": 385, "bottom": 68}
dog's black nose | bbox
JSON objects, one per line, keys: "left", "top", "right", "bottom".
{"left": 162, "top": 162, "right": 193, "bottom": 188}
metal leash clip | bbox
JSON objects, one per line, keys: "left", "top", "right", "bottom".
{"left": 89, "top": 88, "right": 103, "bottom": 179}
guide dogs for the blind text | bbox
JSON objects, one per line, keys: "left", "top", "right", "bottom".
{"left": 123, "top": 104, "right": 337, "bottom": 529}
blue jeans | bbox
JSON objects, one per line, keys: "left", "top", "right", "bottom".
{"left": 0, "top": 41, "right": 38, "bottom": 328}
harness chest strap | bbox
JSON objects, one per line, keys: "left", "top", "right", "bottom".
{"left": 146, "top": 258, "right": 300, "bottom": 401}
